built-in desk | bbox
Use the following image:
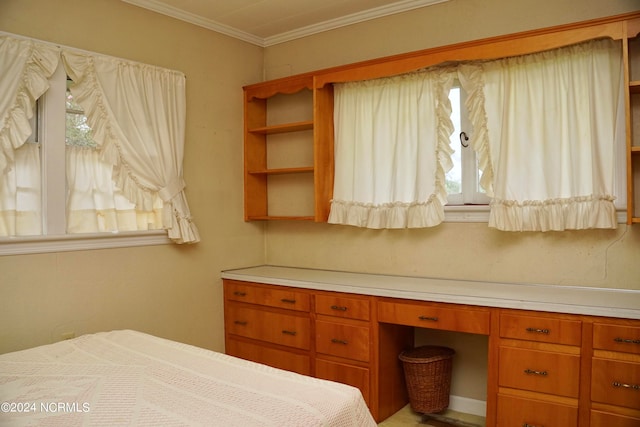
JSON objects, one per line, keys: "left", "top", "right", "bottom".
{"left": 221, "top": 265, "right": 640, "bottom": 426}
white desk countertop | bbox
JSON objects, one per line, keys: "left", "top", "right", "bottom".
{"left": 221, "top": 265, "right": 640, "bottom": 320}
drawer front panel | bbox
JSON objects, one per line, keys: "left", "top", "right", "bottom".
{"left": 377, "top": 301, "right": 490, "bottom": 335}
{"left": 225, "top": 338, "right": 310, "bottom": 375}
{"left": 315, "top": 294, "right": 370, "bottom": 321}
{"left": 593, "top": 323, "right": 640, "bottom": 355}
{"left": 500, "top": 313, "right": 581, "bottom": 346}
{"left": 224, "top": 280, "right": 310, "bottom": 311}
{"left": 497, "top": 394, "right": 578, "bottom": 427}
{"left": 316, "top": 320, "right": 370, "bottom": 362}
{"left": 499, "top": 347, "right": 580, "bottom": 397}
{"left": 316, "top": 359, "right": 370, "bottom": 404}
{"left": 591, "top": 358, "right": 640, "bottom": 409}
{"left": 590, "top": 410, "right": 640, "bottom": 427}
{"left": 226, "top": 305, "right": 310, "bottom": 350}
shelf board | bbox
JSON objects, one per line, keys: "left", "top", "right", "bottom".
{"left": 631, "top": 81, "right": 640, "bottom": 93}
{"left": 247, "top": 215, "right": 314, "bottom": 221}
{"left": 248, "top": 120, "right": 314, "bottom": 135}
{"left": 248, "top": 166, "right": 314, "bottom": 175}
{"left": 632, "top": 146, "right": 640, "bottom": 153}
{"left": 632, "top": 217, "right": 640, "bottom": 224}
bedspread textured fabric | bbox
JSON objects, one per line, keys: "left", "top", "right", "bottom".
{"left": 0, "top": 330, "right": 376, "bottom": 427}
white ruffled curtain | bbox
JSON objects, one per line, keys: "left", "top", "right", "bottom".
{"left": 0, "top": 33, "right": 198, "bottom": 242}
{"left": 0, "top": 36, "right": 59, "bottom": 236}
{"left": 329, "top": 68, "right": 455, "bottom": 228}
{"left": 66, "top": 146, "right": 163, "bottom": 233}
{"left": 61, "top": 51, "right": 199, "bottom": 243}
{"left": 458, "top": 38, "right": 624, "bottom": 231}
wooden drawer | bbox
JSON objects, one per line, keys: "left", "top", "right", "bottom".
{"left": 591, "top": 358, "right": 640, "bottom": 409}
{"left": 377, "top": 300, "right": 490, "bottom": 335}
{"left": 316, "top": 359, "right": 370, "bottom": 404}
{"left": 224, "top": 280, "right": 310, "bottom": 312}
{"left": 315, "top": 294, "right": 370, "bottom": 321}
{"left": 225, "top": 337, "right": 310, "bottom": 375}
{"left": 500, "top": 313, "right": 581, "bottom": 346}
{"left": 593, "top": 323, "right": 640, "bottom": 355}
{"left": 497, "top": 394, "right": 578, "bottom": 427}
{"left": 316, "top": 320, "right": 370, "bottom": 362}
{"left": 590, "top": 410, "right": 640, "bottom": 427}
{"left": 499, "top": 346, "right": 580, "bottom": 397}
{"left": 225, "top": 305, "right": 310, "bottom": 350}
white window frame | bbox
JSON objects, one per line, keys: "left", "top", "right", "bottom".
{"left": 0, "top": 63, "right": 170, "bottom": 256}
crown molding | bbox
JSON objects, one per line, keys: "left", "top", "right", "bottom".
{"left": 122, "top": 0, "right": 449, "bottom": 47}
{"left": 122, "top": 0, "right": 265, "bottom": 46}
{"left": 263, "top": 0, "right": 449, "bottom": 46}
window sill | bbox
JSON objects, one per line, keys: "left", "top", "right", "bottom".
{"left": 444, "top": 205, "right": 490, "bottom": 222}
{"left": 444, "top": 205, "right": 628, "bottom": 224}
{"left": 0, "top": 231, "right": 171, "bottom": 256}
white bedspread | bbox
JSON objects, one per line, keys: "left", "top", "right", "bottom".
{"left": 0, "top": 330, "right": 376, "bottom": 426}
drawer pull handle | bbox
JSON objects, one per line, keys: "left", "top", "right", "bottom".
{"left": 234, "top": 320, "right": 247, "bottom": 326}
{"left": 331, "top": 305, "right": 348, "bottom": 311}
{"left": 331, "top": 338, "right": 348, "bottom": 345}
{"left": 233, "top": 291, "right": 247, "bottom": 297}
{"left": 280, "top": 298, "right": 296, "bottom": 304}
{"left": 525, "top": 327, "right": 550, "bottom": 334}
{"left": 614, "top": 337, "right": 640, "bottom": 345}
{"left": 418, "top": 316, "right": 439, "bottom": 322}
{"left": 281, "top": 330, "right": 297, "bottom": 336}
{"left": 522, "top": 424, "right": 541, "bottom": 427}
{"left": 612, "top": 381, "right": 640, "bottom": 390}
{"left": 524, "top": 369, "right": 548, "bottom": 376}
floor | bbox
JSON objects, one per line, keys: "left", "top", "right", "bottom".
{"left": 377, "top": 405, "right": 485, "bottom": 427}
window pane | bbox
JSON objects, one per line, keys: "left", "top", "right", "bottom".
{"left": 446, "top": 87, "right": 462, "bottom": 194}
{"left": 66, "top": 80, "right": 96, "bottom": 148}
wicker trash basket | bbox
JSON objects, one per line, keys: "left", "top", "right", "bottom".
{"left": 398, "top": 345, "right": 455, "bottom": 414}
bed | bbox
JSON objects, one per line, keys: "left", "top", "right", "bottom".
{"left": 0, "top": 330, "right": 376, "bottom": 426}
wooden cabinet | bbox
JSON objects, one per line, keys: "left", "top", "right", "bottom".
{"left": 223, "top": 280, "right": 312, "bottom": 375}
{"left": 243, "top": 75, "right": 333, "bottom": 221}
{"left": 496, "top": 311, "right": 581, "bottom": 427}
{"left": 496, "top": 394, "right": 578, "bottom": 427}
{"left": 626, "top": 18, "right": 640, "bottom": 224}
{"left": 223, "top": 277, "right": 640, "bottom": 426}
{"left": 314, "top": 293, "right": 373, "bottom": 404}
{"left": 590, "top": 321, "right": 640, "bottom": 424}
{"left": 377, "top": 299, "right": 491, "bottom": 334}
{"left": 223, "top": 280, "right": 403, "bottom": 420}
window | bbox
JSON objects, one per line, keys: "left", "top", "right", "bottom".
{"left": 329, "top": 39, "right": 626, "bottom": 229}
{"left": 445, "top": 86, "right": 489, "bottom": 207}
{"left": 0, "top": 33, "right": 198, "bottom": 254}
{"left": 0, "top": 64, "right": 169, "bottom": 254}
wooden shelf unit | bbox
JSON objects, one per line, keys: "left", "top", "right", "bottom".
{"left": 243, "top": 75, "right": 334, "bottom": 222}
{"left": 627, "top": 18, "right": 640, "bottom": 224}
{"left": 243, "top": 12, "right": 640, "bottom": 224}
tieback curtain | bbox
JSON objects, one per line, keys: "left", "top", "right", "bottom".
{"left": 62, "top": 51, "right": 199, "bottom": 243}
{"left": 0, "top": 34, "right": 199, "bottom": 243}
{"left": 0, "top": 36, "right": 59, "bottom": 236}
